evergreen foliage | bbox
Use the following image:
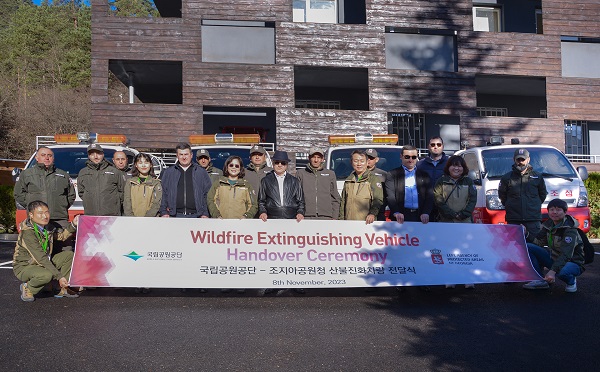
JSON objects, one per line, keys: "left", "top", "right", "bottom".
{"left": 584, "top": 172, "right": 600, "bottom": 238}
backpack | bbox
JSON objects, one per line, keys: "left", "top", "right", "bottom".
{"left": 577, "top": 229, "right": 595, "bottom": 264}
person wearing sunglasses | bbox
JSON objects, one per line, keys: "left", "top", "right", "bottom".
{"left": 417, "top": 137, "right": 449, "bottom": 222}
{"left": 258, "top": 150, "right": 305, "bottom": 222}
{"left": 339, "top": 150, "right": 383, "bottom": 225}
{"left": 258, "top": 150, "right": 306, "bottom": 295}
{"left": 385, "top": 145, "right": 433, "bottom": 224}
{"left": 207, "top": 155, "right": 257, "bottom": 220}
{"left": 207, "top": 155, "right": 257, "bottom": 295}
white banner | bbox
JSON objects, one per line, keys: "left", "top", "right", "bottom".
{"left": 70, "top": 216, "right": 540, "bottom": 288}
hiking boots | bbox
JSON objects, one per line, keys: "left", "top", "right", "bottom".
{"left": 20, "top": 283, "right": 35, "bottom": 302}
{"left": 54, "top": 287, "right": 80, "bottom": 298}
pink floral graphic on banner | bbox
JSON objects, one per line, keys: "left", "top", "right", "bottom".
{"left": 487, "top": 225, "right": 540, "bottom": 281}
{"left": 69, "top": 216, "right": 116, "bottom": 286}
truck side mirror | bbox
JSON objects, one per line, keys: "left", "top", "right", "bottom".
{"left": 468, "top": 170, "right": 481, "bottom": 185}
{"left": 577, "top": 166, "right": 588, "bottom": 181}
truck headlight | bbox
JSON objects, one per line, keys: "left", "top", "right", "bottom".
{"left": 486, "top": 189, "right": 505, "bottom": 210}
{"left": 577, "top": 186, "right": 588, "bottom": 207}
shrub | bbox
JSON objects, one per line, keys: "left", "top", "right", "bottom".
{"left": 584, "top": 173, "right": 600, "bottom": 238}
{"left": 0, "top": 185, "right": 16, "bottom": 233}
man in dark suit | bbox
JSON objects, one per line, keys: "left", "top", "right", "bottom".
{"left": 385, "top": 145, "right": 433, "bottom": 224}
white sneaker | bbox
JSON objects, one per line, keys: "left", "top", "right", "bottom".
{"left": 445, "top": 284, "right": 455, "bottom": 289}
{"left": 523, "top": 280, "right": 550, "bottom": 290}
{"left": 465, "top": 284, "right": 475, "bottom": 289}
{"left": 565, "top": 278, "right": 577, "bottom": 293}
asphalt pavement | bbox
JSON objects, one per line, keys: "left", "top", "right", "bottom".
{"left": 1, "top": 239, "right": 599, "bottom": 371}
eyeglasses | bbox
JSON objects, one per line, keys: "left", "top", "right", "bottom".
{"left": 273, "top": 161, "right": 287, "bottom": 166}
{"left": 430, "top": 143, "right": 443, "bottom": 147}
{"left": 403, "top": 155, "right": 418, "bottom": 160}
{"left": 228, "top": 164, "right": 241, "bottom": 168}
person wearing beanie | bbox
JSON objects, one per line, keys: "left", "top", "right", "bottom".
{"left": 523, "top": 198, "right": 585, "bottom": 292}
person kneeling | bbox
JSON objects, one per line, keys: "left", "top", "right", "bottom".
{"left": 13, "top": 201, "right": 80, "bottom": 302}
{"left": 523, "top": 199, "right": 585, "bottom": 293}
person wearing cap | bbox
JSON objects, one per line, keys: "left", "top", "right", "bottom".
{"left": 498, "top": 148, "right": 548, "bottom": 240}
{"left": 385, "top": 145, "right": 433, "bottom": 224}
{"left": 258, "top": 150, "right": 305, "bottom": 222}
{"left": 14, "top": 146, "right": 76, "bottom": 251}
{"left": 523, "top": 199, "right": 585, "bottom": 292}
{"left": 78, "top": 143, "right": 124, "bottom": 216}
{"left": 365, "top": 148, "right": 389, "bottom": 221}
{"left": 296, "top": 147, "right": 340, "bottom": 220}
{"left": 339, "top": 149, "right": 383, "bottom": 224}
{"left": 196, "top": 149, "right": 222, "bottom": 185}
{"left": 417, "top": 136, "right": 449, "bottom": 222}
{"left": 245, "top": 144, "right": 273, "bottom": 195}
{"left": 159, "top": 142, "right": 212, "bottom": 219}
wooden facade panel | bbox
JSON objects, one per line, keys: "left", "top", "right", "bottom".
{"left": 460, "top": 117, "right": 565, "bottom": 149}
{"left": 276, "top": 109, "right": 387, "bottom": 153}
{"left": 543, "top": 0, "right": 600, "bottom": 36}
{"left": 184, "top": 64, "right": 293, "bottom": 108}
{"left": 185, "top": 0, "right": 292, "bottom": 21}
{"left": 459, "top": 32, "right": 561, "bottom": 76}
{"left": 369, "top": 0, "right": 472, "bottom": 30}
{"left": 369, "top": 69, "right": 476, "bottom": 116}
{"left": 91, "top": 104, "right": 202, "bottom": 149}
{"left": 547, "top": 77, "right": 600, "bottom": 120}
{"left": 277, "top": 23, "right": 384, "bottom": 68}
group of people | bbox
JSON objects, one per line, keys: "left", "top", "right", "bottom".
{"left": 12, "top": 136, "right": 588, "bottom": 301}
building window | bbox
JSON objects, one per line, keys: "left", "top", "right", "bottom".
{"left": 293, "top": 0, "right": 337, "bottom": 23}
{"left": 293, "top": 0, "right": 365, "bottom": 24}
{"left": 108, "top": 0, "right": 182, "bottom": 18}
{"left": 389, "top": 113, "right": 427, "bottom": 150}
{"left": 385, "top": 28, "right": 457, "bottom": 72}
{"left": 561, "top": 36, "right": 600, "bottom": 78}
{"left": 201, "top": 20, "right": 275, "bottom": 65}
{"left": 473, "top": 6, "right": 501, "bottom": 32}
{"left": 565, "top": 120, "right": 589, "bottom": 155}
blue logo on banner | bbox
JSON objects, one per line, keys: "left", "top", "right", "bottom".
{"left": 124, "top": 251, "right": 143, "bottom": 261}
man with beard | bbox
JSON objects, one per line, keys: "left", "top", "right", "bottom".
{"left": 498, "top": 148, "right": 548, "bottom": 241}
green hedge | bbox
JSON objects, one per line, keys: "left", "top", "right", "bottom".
{"left": 0, "top": 185, "right": 16, "bottom": 233}
{"left": 584, "top": 172, "right": 600, "bottom": 238}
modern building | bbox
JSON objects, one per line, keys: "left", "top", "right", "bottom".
{"left": 90, "top": 0, "right": 600, "bottom": 158}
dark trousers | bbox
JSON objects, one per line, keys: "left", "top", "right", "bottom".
{"left": 403, "top": 209, "right": 420, "bottom": 222}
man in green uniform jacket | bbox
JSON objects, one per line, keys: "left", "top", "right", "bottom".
{"left": 78, "top": 143, "right": 124, "bottom": 216}
{"left": 13, "top": 201, "right": 80, "bottom": 301}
